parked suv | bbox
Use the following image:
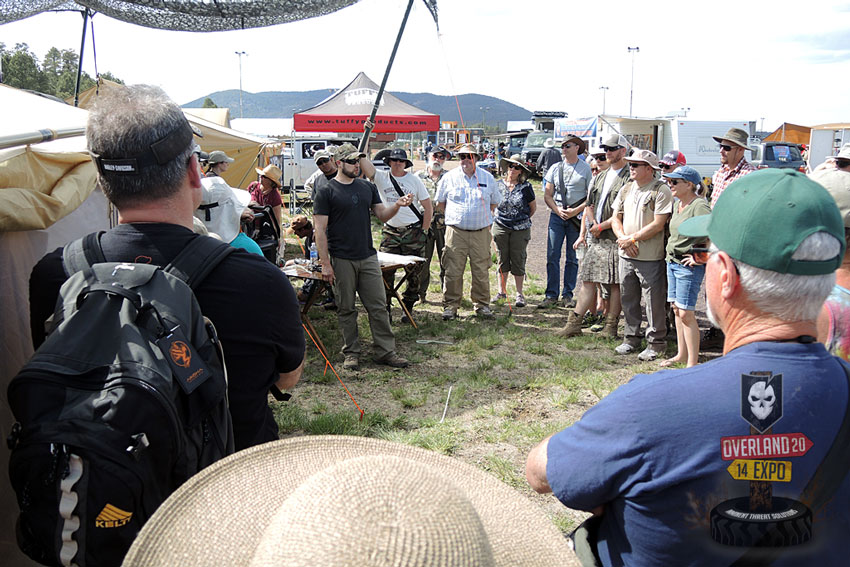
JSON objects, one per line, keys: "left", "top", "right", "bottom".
{"left": 520, "top": 131, "right": 554, "bottom": 175}
{"left": 750, "top": 142, "right": 806, "bottom": 172}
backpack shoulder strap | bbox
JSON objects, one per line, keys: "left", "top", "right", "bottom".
{"left": 165, "top": 236, "right": 236, "bottom": 290}
{"left": 62, "top": 231, "right": 107, "bottom": 276}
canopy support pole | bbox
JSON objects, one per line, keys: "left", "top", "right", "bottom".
{"left": 358, "top": 0, "right": 415, "bottom": 152}
{"left": 73, "top": 8, "right": 90, "bottom": 108}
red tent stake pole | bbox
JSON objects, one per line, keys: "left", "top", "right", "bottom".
{"left": 357, "top": 0, "right": 415, "bottom": 152}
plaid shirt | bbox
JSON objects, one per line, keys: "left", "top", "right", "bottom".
{"left": 710, "top": 159, "right": 756, "bottom": 208}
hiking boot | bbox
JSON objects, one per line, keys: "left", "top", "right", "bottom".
{"left": 442, "top": 307, "right": 457, "bottom": 320}
{"left": 342, "top": 355, "right": 359, "bottom": 371}
{"left": 375, "top": 353, "right": 409, "bottom": 368}
{"left": 515, "top": 293, "right": 526, "bottom": 307}
{"left": 600, "top": 314, "right": 620, "bottom": 338}
{"left": 615, "top": 342, "right": 638, "bottom": 355}
{"left": 475, "top": 305, "right": 495, "bottom": 319}
{"left": 494, "top": 292, "right": 507, "bottom": 301}
{"left": 538, "top": 297, "right": 558, "bottom": 309}
{"left": 555, "top": 311, "right": 583, "bottom": 338}
{"left": 562, "top": 296, "right": 577, "bottom": 309}
{"left": 638, "top": 346, "right": 665, "bottom": 362}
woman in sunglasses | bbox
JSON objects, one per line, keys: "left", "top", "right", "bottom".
{"left": 661, "top": 165, "right": 711, "bottom": 367}
{"left": 492, "top": 154, "right": 537, "bottom": 307}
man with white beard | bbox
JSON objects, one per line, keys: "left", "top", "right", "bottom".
{"left": 416, "top": 145, "right": 450, "bottom": 300}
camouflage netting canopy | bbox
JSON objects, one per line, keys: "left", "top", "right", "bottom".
{"left": 0, "top": 0, "right": 361, "bottom": 31}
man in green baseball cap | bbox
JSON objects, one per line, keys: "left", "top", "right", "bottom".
{"left": 527, "top": 168, "right": 850, "bottom": 566}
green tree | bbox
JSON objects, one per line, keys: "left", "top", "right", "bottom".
{"left": 202, "top": 97, "right": 218, "bottom": 108}
{"left": 1, "top": 43, "right": 49, "bottom": 92}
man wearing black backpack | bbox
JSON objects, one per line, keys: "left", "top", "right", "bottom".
{"left": 28, "top": 85, "right": 305, "bottom": 451}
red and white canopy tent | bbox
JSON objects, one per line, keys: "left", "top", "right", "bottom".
{"left": 293, "top": 72, "right": 439, "bottom": 133}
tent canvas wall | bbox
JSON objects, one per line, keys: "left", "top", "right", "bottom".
{"left": 1, "top": 85, "right": 112, "bottom": 567}
{"left": 293, "top": 72, "right": 439, "bottom": 133}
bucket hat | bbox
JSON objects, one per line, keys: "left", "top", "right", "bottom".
{"left": 255, "top": 164, "right": 282, "bottom": 187}
{"left": 195, "top": 177, "right": 251, "bottom": 244}
{"left": 122, "top": 436, "right": 578, "bottom": 567}
{"left": 207, "top": 150, "right": 234, "bottom": 165}
{"left": 624, "top": 149, "right": 661, "bottom": 170}
{"left": 712, "top": 127, "right": 753, "bottom": 151}
{"left": 662, "top": 165, "right": 702, "bottom": 186}
{"left": 560, "top": 135, "right": 587, "bottom": 155}
{"left": 543, "top": 138, "right": 555, "bottom": 149}
{"left": 383, "top": 148, "right": 414, "bottom": 169}
{"left": 498, "top": 153, "right": 532, "bottom": 177}
{"left": 454, "top": 143, "right": 481, "bottom": 159}
{"left": 679, "top": 169, "right": 845, "bottom": 275}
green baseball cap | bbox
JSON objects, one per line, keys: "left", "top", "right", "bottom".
{"left": 679, "top": 169, "right": 845, "bottom": 275}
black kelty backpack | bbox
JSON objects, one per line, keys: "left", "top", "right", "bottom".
{"left": 7, "top": 232, "right": 236, "bottom": 566}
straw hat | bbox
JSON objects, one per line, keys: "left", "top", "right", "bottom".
{"left": 498, "top": 154, "right": 532, "bottom": 177}
{"left": 122, "top": 436, "right": 578, "bottom": 567}
{"left": 195, "top": 177, "right": 251, "bottom": 244}
{"left": 453, "top": 143, "right": 481, "bottom": 158}
{"left": 255, "top": 164, "right": 282, "bottom": 186}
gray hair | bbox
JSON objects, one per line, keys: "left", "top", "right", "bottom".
{"left": 87, "top": 84, "right": 194, "bottom": 209}
{"left": 711, "top": 231, "right": 839, "bottom": 321}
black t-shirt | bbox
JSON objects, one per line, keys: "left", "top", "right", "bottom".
{"left": 29, "top": 223, "right": 305, "bottom": 451}
{"left": 313, "top": 178, "right": 382, "bottom": 260}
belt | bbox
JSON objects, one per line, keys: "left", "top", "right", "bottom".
{"left": 387, "top": 221, "right": 422, "bottom": 230}
{"left": 451, "top": 226, "right": 487, "bottom": 232}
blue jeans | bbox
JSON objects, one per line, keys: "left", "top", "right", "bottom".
{"left": 546, "top": 213, "right": 579, "bottom": 300}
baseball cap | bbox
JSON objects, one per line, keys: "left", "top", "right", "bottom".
{"left": 430, "top": 145, "right": 450, "bottom": 157}
{"left": 335, "top": 142, "right": 366, "bottom": 161}
{"left": 600, "top": 133, "right": 630, "bottom": 150}
{"left": 207, "top": 150, "right": 234, "bottom": 165}
{"left": 313, "top": 149, "right": 333, "bottom": 164}
{"left": 662, "top": 165, "right": 701, "bottom": 186}
{"left": 659, "top": 150, "right": 686, "bottom": 166}
{"left": 679, "top": 169, "right": 845, "bottom": 275}
{"left": 810, "top": 169, "right": 850, "bottom": 228}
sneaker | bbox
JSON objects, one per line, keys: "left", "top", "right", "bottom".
{"left": 589, "top": 321, "right": 605, "bottom": 333}
{"left": 614, "top": 342, "right": 638, "bottom": 355}
{"left": 442, "top": 308, "right": 457, "bottom": 320}
{"left": 515, "top": 293, "right": 526, "bottom": 307}
{"left": 562, "top": 297, "right": 577, "bottom": 309}
{"left": 375, "top": 353, "right": 409, "bottom": 368}
{"left": 475, "top": 305, "right": 495, "bottom": 319}
{"left": 494, "top": 292, "right": 507, "bottom": 301}
{"left": 538, "top": 297, "right": 558, "bottom": 309}
{"left": 638, "top": 347, "right": 665, "bottom": 362}
{"left": 342, "top": 355, "right": 359, "bottom": 370}
{"left": 323, "top": 300, "right": 338, "bottom": 311}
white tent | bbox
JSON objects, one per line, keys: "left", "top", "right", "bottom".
{"left": 0, "top": 84, "right": 111, "bottom": 566}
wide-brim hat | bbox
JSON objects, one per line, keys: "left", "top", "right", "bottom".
{"left": 712, "top": 127, "right": 754, "bottom": 151}
{"left": 383, "top": 148, "right": 414, "bottom": 169}
{"left": 543, "top": 138, "right": 555, "bottom": 148}
{"left": 207, "top": 150, "right": 234, "bottom": 165}
{"left": 122, "top": 436, "right": 578, "bottom": 567}
{"left": 560, "top": 135, "right": 587, "bottom": 155}
{"left": 453, "top": 143, "right": 481, "bottom": 158}
{"left": 255, "top": 164, "right": 282, "bottom": 186}
{"left": 830, "top": 143, "right": 850, "bottom": 161}
{"left": 811, "top": 169, "right": 850, "bottom": 228}
{"left": 624, "top": 148, "right": 661, "bottom": 170}
{"left": 498, "top": 154, "right": 532, "bottom": 177}
{"left": 195, "top": 177, "right": 251, "bottom": 244}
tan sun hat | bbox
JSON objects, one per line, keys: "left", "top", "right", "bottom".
{"left": 255, "top": 164, "right": 282, "bottom": 187}
{"left": 453, "top": 143, "right": 481, "bottom": 158}
{"left": 624, "top": 148, "right": 661, "bottom": 170}
{"left": 712, "top": 127, "right": 754, "bottom": 151}
{"left": 122, "top": 436, "right": 578, "bottom": 567}
{"left": 811, "top": 169, "right": 850, "bottom": 228}
{"left": 498, "top": 154, "right": 532, "bottom": 177}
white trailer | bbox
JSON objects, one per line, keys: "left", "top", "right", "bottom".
{"left": 808, "top": 125, "right": 850, "bottom": 171}
{"left": 270, "top": 136, "right": 357, "bottom": 189}
{"left": 662, "top": 119, "right": 756, "bottom": 179}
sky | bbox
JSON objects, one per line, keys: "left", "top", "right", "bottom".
{"left": 2, "top": 0, "right": 850, "bottom": 132}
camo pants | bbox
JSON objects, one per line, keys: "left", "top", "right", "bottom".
{"left": 380, "top": 222, "right": 427, "bottom": 305}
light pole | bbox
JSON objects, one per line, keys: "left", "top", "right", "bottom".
{"left": 479, "top": 106, "right": 490, "bottom": 131}
{"left": 599, "top": 86, "right": 609, "bottom": 115}
{"left": 627, "top": 46, "right": 639, "bottom": 117}
{"left": 235, "top": 50, "right": 247, "bottom": 119}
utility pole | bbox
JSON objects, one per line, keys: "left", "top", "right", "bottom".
{"left": 480, "top": 106, "right": 490, "bottom": 131}
{"left": 627, "top": 46, "right": 639, "bottom": 117}
{"left": 599, "top": 86, "right": 608, "bottom": 115}
{"left": 235, "top": 51, "right": 247, "bottom": 119}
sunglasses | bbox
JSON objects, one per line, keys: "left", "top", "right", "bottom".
{"left": 458, "top": 153, "right": 474, "bottom": 160}
{"left": 341, "top": 158, "right": 359, "bottom": 165}
{"left": 562, "top": 143, "right": 576, "bottom": 149}
{"left": 668, "top": 179, "right": 683, "bottom": 186}
{"left": 659, "top": 163, "right": 675, "bottom": 170}
{"left": 719, "top": 144, "right": 734, "bottom": 152}
{"left": 316, "top": 158, "right": 330, "bottom": 166}
{"left": 627, "top": 163, "right": 646, "bottom": 168}
{"left": 388, "top": 158, "right": 406, "bottom": 163}
{"left": 595, "top": 155, "right": 607, "bottom": 162}
{"left": 508, "top": 164, "right": 524, "bottom": 170}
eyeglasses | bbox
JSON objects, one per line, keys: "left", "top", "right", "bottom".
{"left": 458, "top": 153, "right": 474, "bottom": 160}
{"left": 595, "top": 155, "right": 607, "bottom": 162}
{"left": 659, "top": 163, "right": 675, "bottom": 170}
{"left": 316, "top": 158, "right": 330, "bottom": 166}
{"left": 719, "top": 144, "right": 733, "bottom": 152}
{"left": 562, "top": 143, "right": 575, "bottom": 149}
{"left": 341, "top": 158, "right": 359, "bottom": 165}
{"left": 508, "top": 164, "right": 524, "bottom": 170}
